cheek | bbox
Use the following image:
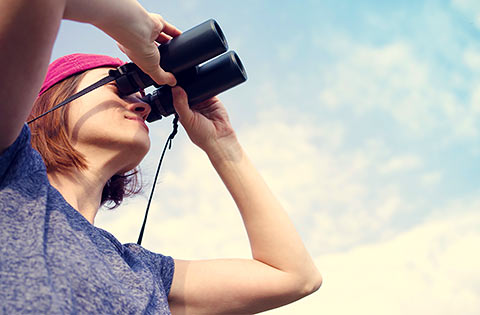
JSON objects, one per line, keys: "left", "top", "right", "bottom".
{"left": 68, "top": 95, "right": 118, "bottom": 125}
{"left": 66, "top": 106, "right": 117, "bottom": 145}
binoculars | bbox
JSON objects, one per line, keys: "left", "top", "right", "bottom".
{"left": 113, "top": 19, "right": 247, "bottom": 122}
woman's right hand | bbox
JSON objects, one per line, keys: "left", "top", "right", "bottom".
{"left": 64, "top": 0, "right": 180, "bottom": 86}
{"left": 117, "top": 13, "right": 180, "bottom": 87}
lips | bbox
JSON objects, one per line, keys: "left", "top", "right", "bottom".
{"left": 126, "top": 116, "right": 149, "bottom": 133}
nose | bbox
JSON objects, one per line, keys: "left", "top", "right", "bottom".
{"left": 126, "top": 98, "right": 151, "bottom": 120}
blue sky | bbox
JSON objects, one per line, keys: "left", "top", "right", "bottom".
{"left": 52, "top": 1, "right": 480, "bottom": 314}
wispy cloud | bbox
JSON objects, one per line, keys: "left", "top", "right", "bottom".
{"left": 378, "top": 155, "right": 422, "bottom": 174}
{"left": 452, "top": 0, "right": 480, "bottom": 28}
{"left": 271, "top": 201, "right": 480, "bottom": 314}
{"left": 98, "top": 101, "right": 440, "bottom": 257}
{"left": 316, "top": 39, "right": 477, "bottom": 140}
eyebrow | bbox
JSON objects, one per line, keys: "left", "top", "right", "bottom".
{"left": 94, "top": 68, "right": 115, "bottom": 79}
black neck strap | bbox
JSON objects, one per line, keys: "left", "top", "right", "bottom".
{"left": 27, "top": 69, "right": 179, "bottom": 246}
{"left": 28, "top": 74, "right": 118, "bottom": 125}
{"left": 137, "top": 114, "right": 179, "bottom": 245}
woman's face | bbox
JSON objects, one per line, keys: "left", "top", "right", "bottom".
{"left": 66, "top": 67, "right": 151, "bottom": 172}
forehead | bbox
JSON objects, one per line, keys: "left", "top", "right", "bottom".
{"left": 84, "top": 67, "right": 114, "bottom": 80}
{"left": 77, "top": 67, "right": 115, "bottom": 89}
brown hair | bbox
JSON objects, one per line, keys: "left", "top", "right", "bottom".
{"left": 28, "top": 72, "right": 142, "bottom": 209}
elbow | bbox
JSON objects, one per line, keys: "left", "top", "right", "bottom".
{"left": 290, "top": 270, "right": 322, "bottom": 301}
{"left": 301, "top": 270, "right": 322, "bottom": 296}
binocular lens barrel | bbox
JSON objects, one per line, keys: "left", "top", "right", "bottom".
{"left": 115, "top": 19, "right": 229, "bottom": 96}
{"left": 184, "top": 51, "right": 247, "bottom": 105}
{"left": 159, "top": 19, "right": 228, "bottom": 73}
{"left": 146, "top": 51, "right": 247, "bottom": 122}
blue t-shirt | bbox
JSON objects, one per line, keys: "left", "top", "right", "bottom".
{"left": 0, "top": 125, "right": 174, "bottom": 314}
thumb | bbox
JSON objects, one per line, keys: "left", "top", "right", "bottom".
{"left": 172, "top": 87, "right": 193, "bottom": 122}
{"left": 117, "top": 42, "right": 176, "bottom": 87}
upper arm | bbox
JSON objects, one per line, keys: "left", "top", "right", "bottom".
{"left": 168, "top": 259, "right": 319, "bottom": 314}
{"left": 0, "top": 0, "right": 65, "bottom": 152}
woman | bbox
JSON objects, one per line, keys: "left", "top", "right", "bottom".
{"left": 0, "top": 0, "right": 322, "bottom": 314}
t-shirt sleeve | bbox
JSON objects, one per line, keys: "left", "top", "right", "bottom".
{"left": 123, "top": 243, "right": 175, "bottom": 296}
{"left": 0, "top": 124, "right": 30, "bottom": 182}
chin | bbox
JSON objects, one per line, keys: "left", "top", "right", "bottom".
{"left": 137, "top": 134, "right": 151, "bottom": 152}
{"left": 111, "top": 134, "right": 149, "bottom": 172}
{"left": 119, "top": 149, "right": 148, "bottom": 173}
{"left": 128, "top": 136, "right": 150, "bottom": 161}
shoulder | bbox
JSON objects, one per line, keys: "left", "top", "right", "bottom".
{"left": 0, "top": 124, "right": 30, "bottom": 164}
{"left": 0, "top": 124, "right": 46, "bottom": 185}
{"left": 123, "top": 242, "right": 175, "bottom": 295}
{"left": 95, "top": 228, "right": 175, "bottom": 287}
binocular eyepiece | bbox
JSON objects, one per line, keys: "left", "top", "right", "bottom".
{"left": 113, "top": 19, "right": 247, "bottom": 122}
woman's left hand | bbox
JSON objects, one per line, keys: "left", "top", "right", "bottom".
{"left": 168, "top": 90, "right": 321, "bottom": 315}
{"left": 171, "top": 87, "right": 238, "bottom": 156}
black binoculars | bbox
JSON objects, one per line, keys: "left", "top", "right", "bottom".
{"left": 112, "top": 19, "right": 247, "bottom": 122}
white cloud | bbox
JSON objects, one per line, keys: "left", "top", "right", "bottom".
{"left": 420, "top": 171, "right": 443, "bottom": 186}
{"left": 177, "top": 0, "right": 200, "bottom": 11}
{"left": 464, "top": 50, "right": 480, "bottom": 115}
{"left": 97, "top": 95, "right": 443, "bottom": 257}
{"left": 235, "top": 107, "right": 424, "bottom": 252}
{"left": 269, "top": 205, "right": 480, "bottom": 315}
{"left": 463, "top": 49, "right": 480, "bottom": 70}
{"left": 378, "top": 155, "right": 422, "bottom": 174}
{"left": 316, "top": 39, "right": 478, "bottom": 140}
{"left": 452, "top": 0, "right": 480, "bottom": 28}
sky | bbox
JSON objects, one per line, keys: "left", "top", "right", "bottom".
{"left": 51, "top": 1, "right": 480, "bottom": 314}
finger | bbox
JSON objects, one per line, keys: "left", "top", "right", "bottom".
{"left": 150, "top": 14, "right": 181, "bottom": 37}
{"left": 164, "top": 70, "right": 177, "bottom": 86}
{"left": 155, "top": 33, "right": 172, "bottom": 44}
{"left": 161, "top": 20, "right": 182, "bottom": 37}
{"left": 172, "top": 86, "right": 193, "bottom": 122}
{"left": 150, "top": 67, "right": 177, "bottom": 86}
{"left": 192, "top": 96, "right": 220, "bottom": 111}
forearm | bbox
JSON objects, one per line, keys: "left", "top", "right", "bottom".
{"left": 64, "top": 0, "right": 178, "bottom": 86}
{"left": 0, "top": 0, "right": 65, "bottom": 152}
{"left": 207, "top": 137, "right": 321, "bottom": 288}
{"left": 63, "top": 0, "right": 154, "bottom": 48}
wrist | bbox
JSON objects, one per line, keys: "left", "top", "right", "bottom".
{"left": 98, "top": 9, "right": 154, "bottom": 48}
{"left": 65, "top": 0, "right": 153, "bottom": 47}
{"left": 205, "top": 135, "right": 244, "bottom": 166}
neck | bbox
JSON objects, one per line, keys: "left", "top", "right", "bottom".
{"left": 47, "top": 151, "right": 127, "bottom": 224}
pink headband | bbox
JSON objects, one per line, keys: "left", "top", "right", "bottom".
{"left": 38, "top": 53, "right": 126, "bottom": 96}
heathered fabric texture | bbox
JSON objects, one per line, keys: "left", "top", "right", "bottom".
{"left": 0, "top": 124, "right": 174, "bottom": 314}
